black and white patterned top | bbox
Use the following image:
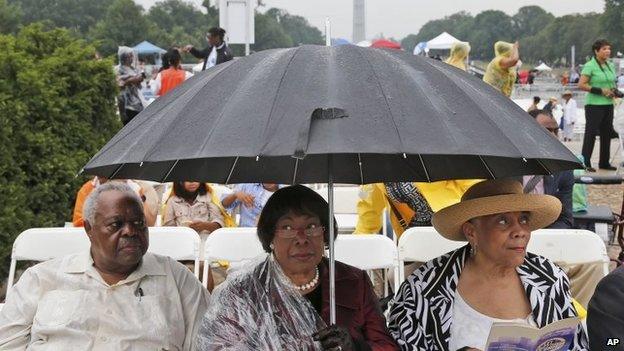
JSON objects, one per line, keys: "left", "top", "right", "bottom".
{"left": 384, "top": 183, "right": 433, "bottom": 227}
{"left": 387, "top": 245, "right": 589, "bottom": 350}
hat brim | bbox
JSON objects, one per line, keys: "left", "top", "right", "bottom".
{"left": 432, "top": 194, "right": 562, "bottom": 241}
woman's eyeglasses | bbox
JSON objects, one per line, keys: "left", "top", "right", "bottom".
{"left": 275, "top": 226, "right": 325, "bottom": 239}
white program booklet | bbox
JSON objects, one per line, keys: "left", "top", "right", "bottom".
{"left": 484, "top": 317, "right": 579, "bottom": 351}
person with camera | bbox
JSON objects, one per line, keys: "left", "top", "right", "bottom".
{"left": 578, "top": 39, "right": 623, "bottom": 172}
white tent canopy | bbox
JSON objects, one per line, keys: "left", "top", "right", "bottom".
{"left": 426, "top": 32, "right": 467, "bottom": 50}
{"left": 535, "top": 62, "right": 552, "bottom": 71}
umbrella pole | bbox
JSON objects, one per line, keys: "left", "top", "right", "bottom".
{"left": 328, "top": 157, "right": 336, "bottom": 325}
{"left": 325, "top": 17, "right": 337, "bottom": 326}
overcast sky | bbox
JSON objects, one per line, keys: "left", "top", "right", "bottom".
{"left": 136, "top": 0, "right": 605, "bottom": 40}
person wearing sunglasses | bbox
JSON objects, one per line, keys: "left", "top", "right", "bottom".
{"left": 196, "top": 185, "right": 398, "bottom": 351}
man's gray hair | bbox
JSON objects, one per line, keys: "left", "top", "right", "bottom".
{"left": 82, "top": 181, "right": 142, "bottom": 225}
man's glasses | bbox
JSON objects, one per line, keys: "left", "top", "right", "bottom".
{"left": 275, "top": 225, "right": 325, "bottom": 239}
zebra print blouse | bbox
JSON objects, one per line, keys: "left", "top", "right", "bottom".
{"left": 387, "top": 245, "right": 589, "bottom": 350}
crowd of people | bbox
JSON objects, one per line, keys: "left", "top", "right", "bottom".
{"left": 1, "top": 31, "right": 624, "bottom": 350}
{"left": 115, "top": 26, "right": 233, "bottom": 125}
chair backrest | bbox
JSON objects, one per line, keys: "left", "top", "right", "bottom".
{"left": 334, "top": 234, "right": 401, "bottom": 294}
{"left": 202, "top": 227, "right": 266, "bottom": 288}
{"left": 334, "top": 234, "right": 397, "bottom": 270}
{"left": 7, "top": 227, "right": 202, "bottom": 296}
{"left": 203, "top": 227, "right": 265, "bottom": 262}
{"left": 397, "top": 226, "right": 610, "bottom": 283}
{"left": 398, "top": 227, "right": 464, "bottom": 264}
{"left": 147, "top": 226, "right": 201, "bottom": 261}
{"left": 528, "top": 229, "right": 609, "bottom": 268}
{"left": 315, "top": 186, "right": 361, "bottom": 214}
{"left": 10, "top": 227, "right": 90, "bottom": 262}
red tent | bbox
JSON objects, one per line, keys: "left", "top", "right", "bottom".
{"left": 371, "top": 39, "right": 402, "bottom": 50}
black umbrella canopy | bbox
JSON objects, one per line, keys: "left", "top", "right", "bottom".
{"left": 84, "top": 44, "right": 581, "bottom": 184}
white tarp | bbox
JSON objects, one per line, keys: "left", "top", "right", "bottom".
{"left": 426, "top": 32, "right": 466, "bottom": 50}
{"left": 535, "top": 62, "right": 552, "bottom": 71}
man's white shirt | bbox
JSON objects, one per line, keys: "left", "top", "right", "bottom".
{"left": 0, "top": 252, "right": 209, "bottom": 350}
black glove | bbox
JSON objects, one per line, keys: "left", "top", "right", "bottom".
{"left": 313, "top": 325, "right": 355, "bottom": 351}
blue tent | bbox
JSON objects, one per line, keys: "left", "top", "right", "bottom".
{"left": 331, "top": 38, "right": 351, "bottom": 46}
{"left": 133, "top": 41, "right": 166, "bottom": 55}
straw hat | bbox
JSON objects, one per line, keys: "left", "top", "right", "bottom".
{"left": 562, "top": 90, "right": 573, "bottom": 96}
{"left": 432, "top": 179, "right": 561, "bottom": 241}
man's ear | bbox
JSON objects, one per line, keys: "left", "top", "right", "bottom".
{"left": 84, "top": 221, "right": 93, "bottom": 240}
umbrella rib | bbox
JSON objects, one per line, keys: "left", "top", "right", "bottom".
{"left": 357, "top": 153, "right": 364, "bottom": 184}
{"left": 110, "top": 163, "right": 124, "bottom": 179}
{"left": 258, "top": 47, "right": 303, "bottom": 153}
{"left": 418, "top": 154, "right": 431, "bottom": 182}
{"left": 225, "top": 157, "right": 239, "bottom": 185}
{"left": 160, "top": 159, "right": 179, "bottom": 183}
{"left": 536, "top": 159, "right": 553, "bottom": 175}
{"left": 428, "top": 61, "right": 527, "bottom": 158}
{"left": 292, "top": 158, "right": 299, "bottom": 185}
{"left": 93, "top": 64, "right": 233, "bottom": 165}
{"left": 354, "top": 49, "right": 407, "bottom": 153}
{"left": 478, "top": 156, "right": 496, "bottom": 178}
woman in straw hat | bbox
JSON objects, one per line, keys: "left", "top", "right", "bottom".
{"left": 387, "top": 179, "right": 588, "bottom": 350}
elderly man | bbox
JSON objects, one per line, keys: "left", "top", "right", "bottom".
{"left": 0, "top": 182, "right": 208, "bottom": 350}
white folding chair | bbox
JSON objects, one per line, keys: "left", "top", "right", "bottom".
{"left": 397, "top": 227, "right": 464, "bottom": 283}
{"left": 529, "top": 229, "right": 610, "bottom": 276}
{"left": 315, "top": 186, "right": 361, "bottom": 234}
{"left": 334, "top": 234, "right": 401, "bottom": 294}
{"left": 397, "top": 227, "right": 611, "bottom": 286}
{"left": 202, "top": 227, "right": 266, "bottom": 288}
{"left": 7, "top": 228, "right": 90, "bottom": 298}
{"left": 147, "top": 227, "right": 201, "bottom": 277}
{"left": 315, "top": 186, "right": 388, "bottom": 237}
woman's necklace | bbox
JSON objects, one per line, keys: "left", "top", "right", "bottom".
{"left": 293, "top": 267, "right": 319, "bottom": 291}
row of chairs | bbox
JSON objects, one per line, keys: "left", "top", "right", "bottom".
{"left": 6, "top": 226, "right": 610, "bottom": 300}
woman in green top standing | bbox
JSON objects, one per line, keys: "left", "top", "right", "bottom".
{"left": 578, "top": 39, "right": 619, "bottom": 172}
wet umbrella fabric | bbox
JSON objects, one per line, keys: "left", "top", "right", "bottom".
{"left": 84, "top": 45, "right": 580, "bottom": 183}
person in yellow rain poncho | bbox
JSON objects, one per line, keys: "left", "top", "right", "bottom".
{"left": 483, "top": 41, "right": 520, "bottom": 97}
{"left": 354, "top": 180, "right": 481, "bottom": 238}
{"left": 444, "top": 42, "right": 470, "bottom": 71}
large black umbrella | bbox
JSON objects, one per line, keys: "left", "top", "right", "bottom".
{"left": 85, "top": 45, "right": 580, "bottom": 183}
{"left": 83, "top": 44, "right": 581, "bottom": 324}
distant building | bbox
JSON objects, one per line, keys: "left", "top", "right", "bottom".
{"left": 353, "top": 0, "right": 366, "bottom": 43}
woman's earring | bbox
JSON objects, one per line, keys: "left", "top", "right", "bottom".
{"left": 470, "top": 243, "right": 477, "bottom": 257}
{"left": 269, "top": 243, "right": 274, "bottom": 251}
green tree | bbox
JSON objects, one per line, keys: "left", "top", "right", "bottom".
{"left": 401, "top": 12, "right": 473, "bottom": 53}
{"left": 521, "top": 13, "right": 602, "bottom": 63}
{"left": 512, "top": 6, "right": 555, "bottom": 38}
{"left": 468, "top": 10, "right": 514, "bottom": 60}
{"left": 0, "top": 24, "right": 119, "bottom": 281}
{"left": 601, "top": 0, "right": 624, "bottom": 50}
{"left": 89, "top": 0, "right": 154, "bottom": 56}
{"left": 251, "top": 11, "right": 293, "bottom": 51}
{"left": 266, "top": 8, "right": 323, "bottom": 46}
{"left": 0, "top": 0, "right": 21, "bottom": 34}
{"left": 147, "top": 0, "right": 217, "bottom": 59}
{"left": 8, "top": 0, "right": 113, "bottom": 34}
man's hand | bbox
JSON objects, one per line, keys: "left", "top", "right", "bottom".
{"left": 313, "top": 325, "right": 355, "bottom": 351}
{"left": 183, "top": 45, "right": 193, "bottom": 53}
{"left": 236, "top": 192, "right": 255, "bottom": 208}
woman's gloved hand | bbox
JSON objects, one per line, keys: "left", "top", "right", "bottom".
{"left": 313, "top": 325, "right": 355, "bottom": 351}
